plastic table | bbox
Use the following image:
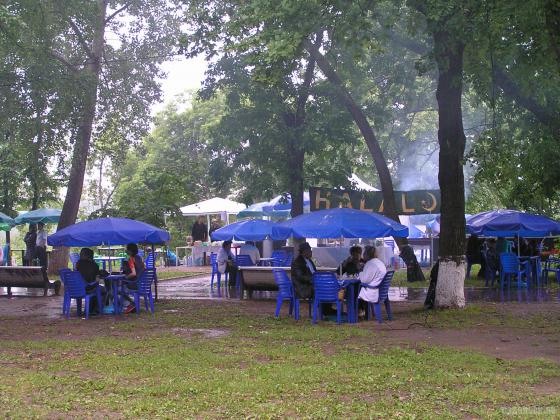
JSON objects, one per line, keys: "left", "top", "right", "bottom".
{"left": 105, "top": 274, "right": 126, "bottom": 314}
{"left": 338, "top": 278, "right": 361, "bottom": 324}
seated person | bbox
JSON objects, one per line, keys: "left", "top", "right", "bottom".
{"left": 76, "top": 247, "right": 106, "bottom": 313}
{"left": 121, "top": 243, "right": 145, "bottom": 314}
{"left": 217, "top": 240, "right": 238, "bottom": 287}
{"left": 358, "top": 246, "right": 387, "bottom": 314}
{"left": 290, "top": 242, "right": 315, "bottom": 300}
{"left": 337, "top": 245, "right": 363, "bottom": 276}
{"left": 239, "top": 241, "right": 260, "bottom": 265}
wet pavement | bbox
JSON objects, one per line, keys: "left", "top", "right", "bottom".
{"left": 1, "top": 274, "right": 558, "bottom": 319}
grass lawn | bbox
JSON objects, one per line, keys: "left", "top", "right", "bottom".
{"left": 0, "top": 299, "right": 558, "bottom": 418}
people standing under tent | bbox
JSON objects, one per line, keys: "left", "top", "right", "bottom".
{"left": 191, "top": 216, "right": 208, "bottom": 242}
{"left": 23, "top": 224, "right": 37, "bottom": 266}
{"left": 358, "top": 246, "right": 387, "bottom": 314}
{"left": 121, "top": 243, "right": 146, "bottom": 314}
{"left": 337, "top": 245, "right": 364, "bottom": 276}
{"left": 209, "top": 219, "right": 221, "bottom": 239}
{"left": 239, "top": 241, "right": 260, "bottom": 265}
{"left": 217, "top": 240, "right": 238, "bottom": 287}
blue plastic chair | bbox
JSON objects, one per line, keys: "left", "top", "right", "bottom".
{"left": 63, "top": 271, "right": 103, "bottom": 319}
{"left": 283, "top": 253, "right": 293, "bottom": 267}
{"left": 210, "top": 253, "right": 228, "bottom": 288}
{"left": 235, "top": 254, "right": 255, "bottom": 289}
{"left": 272, "top": 269, "right": 311, "bottom": 320}
{"left": 541, "top": 258, "right": 560, "bottom": 285}
{"left": 312, "top": 272, "right": 343, "bottom": 324}
{"left": 361, "top": 271, "right": 395, "bottom": 323}
{"left": 69, "top": 252, "right": 80, "bottom": 270}
{"left": 145, "top": 251, "right": 155, "bottom": 269}
{"left": 59, "top": 268, "right": 73, "bottom": 316}
{"left": 500, "top": 253, "right": 528, "bottom": 289}
{"left": 121, "top": 268, "right": 156, "bottom": 315}
{"left": 271, "top": 250, "right": 288, "bottom": 267}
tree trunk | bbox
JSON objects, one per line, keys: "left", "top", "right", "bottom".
{"left": 49, "top": 0, "right": 107, "bottom": 274}
{"left": 433, "top": 30, "right": 466, "bottom": 309}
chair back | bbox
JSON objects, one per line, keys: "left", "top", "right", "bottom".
{"left": 312, "top": 272, "right": 339, "bottom": 302}
{"left": 378, "top": 271, "right": 395, "bottom": 302}
{"left": 59, "top": 268, "right": 72, "bottom": 283}
{"left": 137, "top": 268, "right": 156, "bottom": 294}
{"left": 145, "top": 251, "right": 155, "bottom": 269}
{"left": 272, "top": 269, "right": 293, "bottom": 299}
{"left": 271, "top": 250, "right": 287, "bottom": 266}
{"left": 69, "top": 252, "right": 80, "bottom": 269}
{"left": 235, "top": 254, "right": 254, "bottom": 267}
{"left": 283, "top": 253, "right": 293, "bottom": 266}
{"left": 500, "top": 253, "right": 519, "bottom": 274}
{"left": 64, "top": 271, "right": 87, "bottom": 298}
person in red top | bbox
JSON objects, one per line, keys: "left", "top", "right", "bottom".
{"left": 122, "top": 243, "right": 145, "bottom": 314}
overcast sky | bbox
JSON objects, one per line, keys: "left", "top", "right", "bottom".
{"left": 152, "top": 55, "right": 208, "bottom": 115}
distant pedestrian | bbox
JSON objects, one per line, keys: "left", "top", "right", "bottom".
{"left": 191, "top": 216, "right": 208, "bottom": 242}
{"left": 23, "top": 224, "right": 37, "bottom": 266}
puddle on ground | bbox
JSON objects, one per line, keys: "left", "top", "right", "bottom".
{"left": 171, "top": 328, "right": 230, "bottom": 339}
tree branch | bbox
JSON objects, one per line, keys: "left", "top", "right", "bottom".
{"left": 49, "top": 51, "right": 79, "bottom": 73}
{"left": 68, "top": 18, "right": 95, "bottom": 61}
{"left": 105, "top": 3, "right": 131, "bottom": 24}
{"left": 493, "top": 66, "right": 559, "bottom": 129}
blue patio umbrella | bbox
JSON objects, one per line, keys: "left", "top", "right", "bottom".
{"left": 15, "top": 208, "right": 61, "bottom": 225}
{"left": 272, "top": 208, "right": 409, "bottom": 239}
{"left": 48, "top": 217, "right": 170, "bottom": 247}
{"left": 466, "top": 209, "right": 560, "bottom": 238}
{"left": 211, "top": 219, "right": 277, "bottom": 241}
{"left": 237, "top": 201, "right": 269, "bottom": 218}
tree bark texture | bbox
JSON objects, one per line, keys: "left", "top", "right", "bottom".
{"left": 433, "top": 29, "right": 466, "bottom": 308}
{"left": 49, "top": 0, "right": 107, "bottom": 274}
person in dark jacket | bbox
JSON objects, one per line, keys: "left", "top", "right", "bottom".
{"left": 290, "top": 242, "right": 316, "bottom": 299}
{"left": 337, "top": 246, "right": 364, "bottom": 276}
{"left": 76, "top": 247, "right": 106, "bottom": 314}
{"left": 191, "top": 216, "right": 208, "bottom": 242}
{"left": 23, "top": 224, "right": 37, "bottom": 266}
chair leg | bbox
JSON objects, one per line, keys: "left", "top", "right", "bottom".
{"left": 97, "top": 289, "right": 103, "bottom": 313}
{"left": 373, "top": 302, "right": 383, "bottom": 323}
{"left": 385, "top": 299, "right": 393, "bottom": 321}
{"left": 336, "top": 301, "right": 342, "bottom": 324}
{"left": 312, "top": 300, "right": 318, "bottom": 324}
{"left": 85, "top": 296, "right": 90, "bottom": 319}
{"left": 144, "top": 295, "right": 149, "bottom": 311}
{"left": 274, "top": 297, "right": 283, "bottom": 318}
{"left": 211, "top": 271, "right": 215, "bottom": 288}
{"left": 294, "top": 299, "right": 300, "bottom": 321}
{"left": 134, "top": 294, "right": 140, "bottom": 316}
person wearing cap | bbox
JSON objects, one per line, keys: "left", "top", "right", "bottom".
{"left": 290, "top": 242, "right": 316, "bottom": 300}
{"left": 217, "top": 240, "right": 238, "bottom": 286}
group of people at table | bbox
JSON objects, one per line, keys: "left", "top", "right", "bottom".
{"left": 217, "top": 239, "right": 388, "bottom": 318}
{"left": 74, "top": 243, "right": 145, "bottom": 315}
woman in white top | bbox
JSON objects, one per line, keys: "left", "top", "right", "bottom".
{"left": 358, "top": 246, "right": 387, "bottom": 304}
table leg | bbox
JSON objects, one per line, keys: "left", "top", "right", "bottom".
{"left": 347, "top": 284, "right": 356, "bottom": 324}
{"left": 113, "top": 281, "right": 120, "bottom": 315}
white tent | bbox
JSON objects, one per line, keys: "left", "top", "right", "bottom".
{"left": 180, "top": 197, "right": 246, "bottom": 217}
{"left": 348, "top": 173, "right": 379, "bottom": 191}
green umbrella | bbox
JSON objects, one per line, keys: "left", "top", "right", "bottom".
{"left": 14, "top": 208, "right": 61, "bottom": 225}
{"left": 0, "top": 212, "right": 15, "bottom": 230}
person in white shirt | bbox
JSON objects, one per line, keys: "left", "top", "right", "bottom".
{"left": 239, "top": 241, "right": 260, "bottom": 265}
{"left": 35, "top": 222, "right": 48, "bottom": 269}
{"left": 217, "top": 240, "right": 238, "bottom": 287}
{"left": 358, "top": 245, "right": 387, "bottom": 305}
